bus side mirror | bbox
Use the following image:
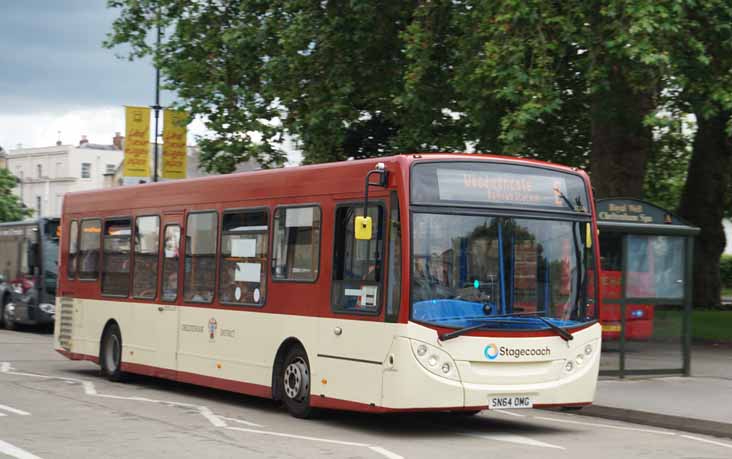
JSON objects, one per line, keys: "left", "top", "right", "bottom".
{"left": 355, "top": 216, "right": 373, "bottom": 240}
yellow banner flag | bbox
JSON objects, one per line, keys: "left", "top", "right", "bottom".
{"left": 123, "top": 106, "right": 151, "bottom": 177}
{"left": 162, "top": 109, "right": 188, "bottom": 179}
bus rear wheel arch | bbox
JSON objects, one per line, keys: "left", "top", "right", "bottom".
{"left": 100, "top": 321, "right": 125, "bottom": 382}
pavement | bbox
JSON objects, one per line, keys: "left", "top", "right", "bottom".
{"left": 575, "top": 343, "right": 732, "bottom": 439}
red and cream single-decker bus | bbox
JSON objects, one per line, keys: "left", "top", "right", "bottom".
{"left": 55, "top": 153, "right": 602, "bottom": 418}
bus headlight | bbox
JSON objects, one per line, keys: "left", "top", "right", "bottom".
{"left": 39, "top": 303, "right": 55, "bottom": 314}
{"left": 584, "top": 344, "right": 593, "bottom": 356}
{"left": 410, "top": 340, "right": 460, "bottom": 381}
{"left": 565, "top": 361, "right": 574, "bottom": 372}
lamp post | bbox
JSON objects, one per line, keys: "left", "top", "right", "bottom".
{"left": 151, "top": 11, "right": 162, "bottom": 182}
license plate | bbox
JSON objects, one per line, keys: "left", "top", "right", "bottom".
{"left": 602, "top": 324, "right": 621, "bottom": 332}
{"left": 489, "top": 396, "right": 533, "bottom": 409}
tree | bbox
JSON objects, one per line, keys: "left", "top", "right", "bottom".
{"left": 0, "top": 168, "right": 31, "bottom": 222}
{"left": 105, "top": 0, "right": 422, "bottom": 171}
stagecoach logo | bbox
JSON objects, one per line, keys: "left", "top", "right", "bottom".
{"left": 208, "top": 318, "right": 218, "bottom": 340}
{"left": 484, "top": 343, "right": 552, "bottom": 360}
{"left": 484, "top": 343, "right": 499, "bottom": 360}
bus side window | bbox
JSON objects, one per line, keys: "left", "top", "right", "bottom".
{"left": 67, "top": 220, "right": 78, "bottom": 279}
{"left": 183, "top": 211, "right": 218, "bottom": 303}
{"left": 272, "top": 206, "right": 321, "bottom": 282}
{"left": 161, "top": 225, "right": 181, "bottom": 302}
{"left": 132, "top": 215, "right": 160, "bottom": 299}
{"left": 101, "top": 218, "right": 131, "bottom": 296}
{"left": 219, "top": 209, "right": 269, "bottom": 306}
{"left": 331, "top": 203, "right": 384, "bottom": 314}
{"left": 79, "top": 219, "right": 101, "bottom": 280}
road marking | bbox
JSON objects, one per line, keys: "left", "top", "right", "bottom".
{"left": 0, "top": 439, "right": 43, "bottom": 459}
{"left": 0, "top": 404, "right": 30, "bottom": 416}
{"left": 0, "top": 412, "right": 6, "bottom": 416}
{"left": 368, "top": 446, "right": 404, "bottom": 459}
{"left": 464, "top": 433, "right": 565, "bottom": 449}
{"left": 0, "top": 362, "right": 403, "bottom": 459}
{"left": 227, "top": 426, "right": 369, "bottom": 447}
{"left": 492, "top": 409, "right": 526, "bottom": 418}
{"left": 220, "top": 416, "right": 264, "bottom": 427}
{"left": 534, "top": 416, "right": 677, "bottom": 436}
{"left": 681, "top": 435, "right": 732, "bottom": 449}
{"left": 226, "top": 426, "right": 403, "bottom": 459}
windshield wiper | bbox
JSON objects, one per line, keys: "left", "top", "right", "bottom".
{"left": 438, "top": 311, "right": 574, "bottom": 342}
{"left": 553, "top": 188, "right": 585, "bottom": 213}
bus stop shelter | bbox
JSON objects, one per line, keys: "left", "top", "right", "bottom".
{"left": 596, "top": 198, "right": 700, "bottom": 377}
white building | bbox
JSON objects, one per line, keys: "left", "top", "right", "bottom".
{"left": 5, "top": 137, "right": 124, "bottom": 218}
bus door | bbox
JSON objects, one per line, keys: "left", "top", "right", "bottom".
{"left": 319, "top": 201, "right": 390, "bottom": 405}
{"left": 155, "top": 212, "right": 184, "bottom": 373}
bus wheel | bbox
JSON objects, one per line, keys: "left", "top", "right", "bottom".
{"left": 100, "top": 323, "right": 125, "bottom": 382}
{"left": 2, "top": 302, "right": 16, "bottom": 330}
{"left": 281, "top": 346, "right": 313, "bottom": 418}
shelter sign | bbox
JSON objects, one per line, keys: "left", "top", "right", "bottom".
{"left": 162, "top": 109, "right": 188, "bottom": 179}
{"left": 123, "top": 106, "right": 151, "bottom": 177}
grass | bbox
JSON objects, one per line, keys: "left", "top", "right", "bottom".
{"left": 653, "top": 309, "right": 732, "bottom": 342}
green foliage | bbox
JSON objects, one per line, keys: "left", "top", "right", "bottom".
{"left": 0, "top": 168, "right": 31, "bottom": 222}
{"left": 721, "top": 255, "right": 732, "bottom": 288}
{"left": 643, "top": 111, "right": 693, "bottom": 211}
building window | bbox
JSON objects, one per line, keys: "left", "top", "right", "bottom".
{"left": 132, "top": 216, "right": 160, "bottom": 299}
{"left": 161, "top": 225, "right": 181, "bottom": 302}
{"left": 79, "top": 219, "right": 101, "bottom": 280}
{"left": 37, "top": 164, "right": 42, "bottom": 178}
{"left": 331, "top": 203, "right": 384, "bottom": 313}
{"left": 272, "top": 206, "right": 321, "bottom": 282}
{"left": 36, "top": 196, "right": 42, "bottom": 217}
{"left": 105, "top": 164, "right": 116, "bottom": 174}
{"left": 67, "top": 220, "right": 78, "bottom": 279}
{"left": 183, "top": 212, "right": 218, "bottom": 303}
{"left": 102, "top": 218, "right": 131, "bottom": 296}
{"left": 219, "top": 209, "right": 268, "bottom": 305}
{"left": 81, "top": 162, "right": 91, "bottom": 179}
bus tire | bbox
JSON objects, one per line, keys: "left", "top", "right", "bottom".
{"left": 2, "top": 301, "right": 16, "bottom": 330}
{"left": 100, "top": 323, "right": 125, "bottom": 382}
{"left": 0, "top": 295, "right": 7, "bottom": 328}
{"left": 281, "top": 345, "right": 314, "bottom": 419}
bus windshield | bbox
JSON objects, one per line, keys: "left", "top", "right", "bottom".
{"left": 411, "top": 213, "right": 596, "bottom": 330}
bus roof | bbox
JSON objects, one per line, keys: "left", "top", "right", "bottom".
{"left": 62, "top": 153, "right": 588, "bottom": 215}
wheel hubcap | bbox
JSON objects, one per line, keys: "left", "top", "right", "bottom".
{"left": 105, "top": 334, "right": 120, "bottom": 372}
{"left": 283, "top": 358, "right": 309, "bottom": 402}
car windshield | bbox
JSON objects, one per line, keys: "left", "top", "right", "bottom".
{"left": 411, "top": 213, "right": 596, "bottom": 330}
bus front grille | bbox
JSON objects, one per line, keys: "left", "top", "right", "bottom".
{"left": 58, "top": 298, "right": 73, "bottom": 351}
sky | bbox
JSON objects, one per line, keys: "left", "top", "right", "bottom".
{"left": 0, "top": 1, "right": 300, "bottom": 163}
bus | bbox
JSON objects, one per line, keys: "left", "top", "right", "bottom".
{"left": 598, "top": 231, "right": 653, "bottom": 340}
{"left": 54, "top": 154, "right": 601, "bottom": 418}
{"left": 0, "top": 218, "right": 59, "bottom": 330}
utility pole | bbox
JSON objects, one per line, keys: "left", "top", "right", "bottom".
{"left": 151, "top": 11, "right": 162, "bottom": 182}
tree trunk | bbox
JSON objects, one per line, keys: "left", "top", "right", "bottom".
{"left": 589, "top": 69, "right": 654, "bottom": 198}
{"left": 677, "top": 112, "right": 731, "bottom": 308}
